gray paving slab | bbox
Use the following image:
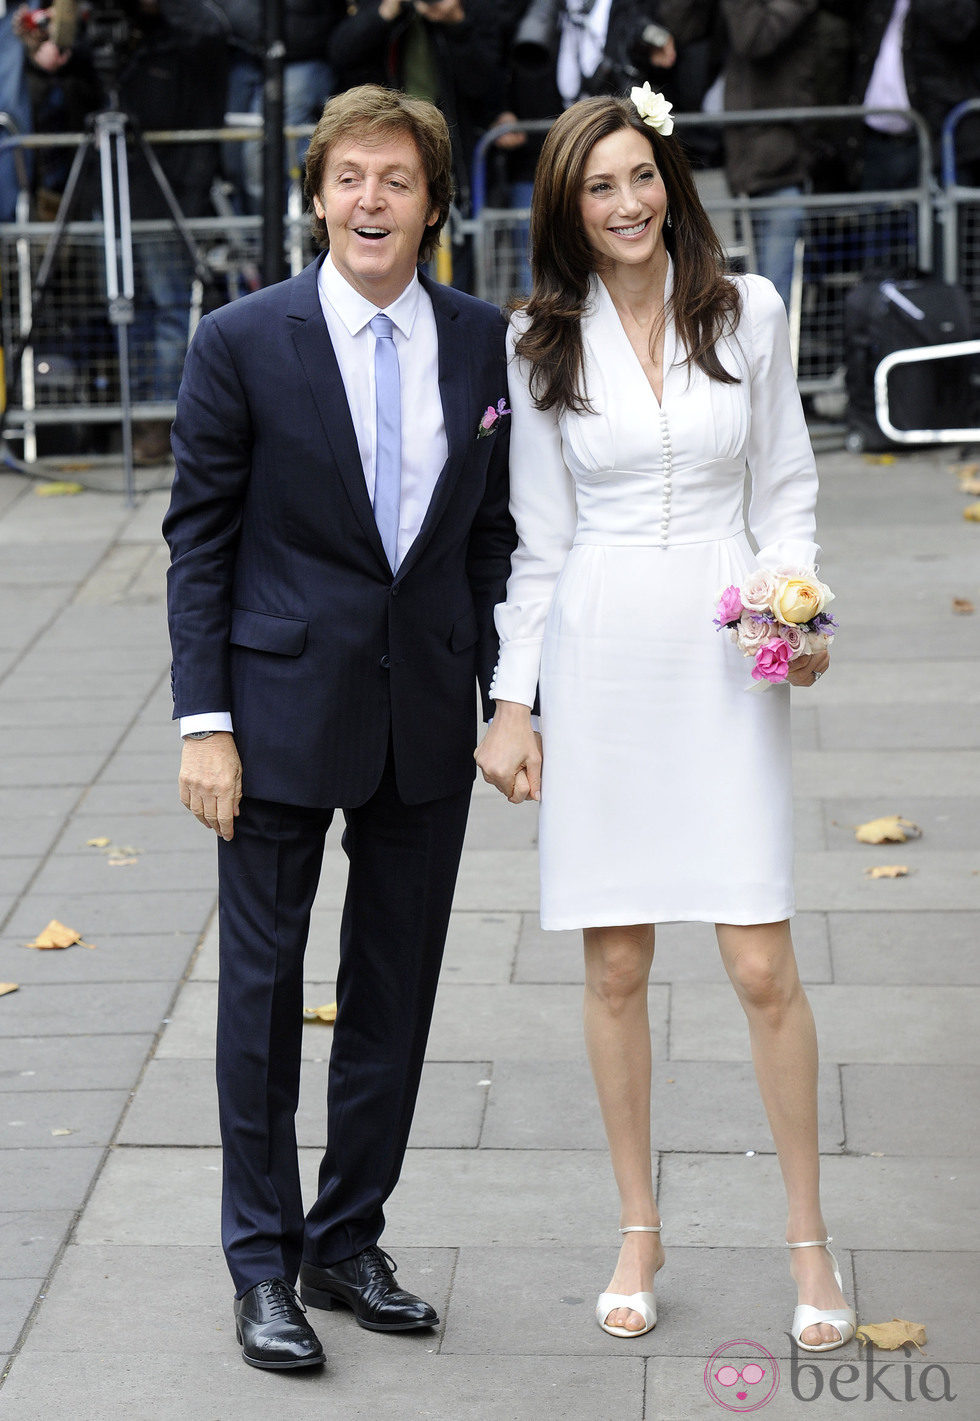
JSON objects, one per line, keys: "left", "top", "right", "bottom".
{"left": 0, "top": 1278, "right": 44, "bottom": 1353}
{"left": 0, "top": 1147, "right": 105, "bottom": 1212}
{"left": 793, "top": 750, "right": 980, "bottom": 798}
{"left": 95, "top": 752, "right": 181, "bottom": 785}
{"left": 70, "top": 782, "right": 193, "bottom": 818}
{"left": 801, "top": 659, "right": 980, "bottom": 707}
{"left": 0, "top": 1090, "right": 130, "bottom": 1149}
{"left": 118, "top": 1057, "right": 489, "bottom": 1150}
{"left": 670, "top": 982, "right": 980, "bottom": 1064}
{"left": 0, "top": 543, "right": 106, "bottom": 586}
{"left": 854, "top": 1249, "right": 978, "bottom": 1365}
{"left": 0, "top": 819, "right": 63, "bottom": 861}
{"left": 0, "top": 1211, "right": 76, "bottom": 1279}
{"left": 657, "top": 1153, "right": 977, "bottom": 1250}
{"left": 0, "top": 754, "right": 107, "bottom": 789}
{"left": 0, "top": 862, "right": 37, "bottom": 898}
{"left": 794, "top": 852, "right": 980, "bottom": 911}
{"left": 0, "top": 697, "right": 129, "bottom": 729}
{"left": 21, "top": 1242, "right": 454, "bottom": 1358}
{"left": 1, "top": 725, "right": 127, "bottom": 760}
{"left": 75, "top": 1146, "right": 626, "bottom": 1249}
{"left": 0, "top": 981, "right": 177, "bottom": 1038}
{"left": 0, "top": 931, "right": 199, "bottom": 984}
{"left": 818, "top": 703, "right": 980, "bottom": 750}
{"left": 443, "top": 1245, "right": 850, "bottom": 1360}
{"left": 828, "top": 910, "right": 980, "bottom": 984}
{"left": 842, "top": 1065, "right": 980, "bottom": 1155}
{"left": 823, "top": 795, "right": 980, "bottom": 852}
{"left": 461, "top": 794, "right": 539, "bottom": 850}
{"left": 481, "top": 1061, "right": 843, "bottom": 1153}
{"left": 0, "top": 1034, "right": 154, "bottom": 1092}
{"left": 27, "top": 849, "right": 215, "bottom": 898}
{"left": 61, "top": 810, "right": 200, "bottom": 855}
{"left": 0, "top": 1349, "right": 645, "bottom": 1421}
{"left": 3, "top": 887, "right": 217, "bottom": 940}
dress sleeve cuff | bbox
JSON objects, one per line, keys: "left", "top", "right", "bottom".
{"left": 754, "top": 538, "right": 822, "bottom": 573}
{"left": 488, "top": 639, "right": 542, "bottom": 709}
{"left": 179, "top": 711, "right": 234, "bottom": 737}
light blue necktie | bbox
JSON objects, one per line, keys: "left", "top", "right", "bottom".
{"left": 370, "top": 312, "right": 401, "bottom": 571}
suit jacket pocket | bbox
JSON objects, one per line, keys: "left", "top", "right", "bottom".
{"left": 230, "top": 608, "right": 308, "bottom": 657}
{"left": 450, "top": 610, "right": 479, "bottom": 653}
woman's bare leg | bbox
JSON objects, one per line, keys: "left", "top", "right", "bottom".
{"left": 583, "top": 923, "right": 664, "bottom": 1332}
{"left": 716, "top": 919, "right": 850, "bottom": 1346}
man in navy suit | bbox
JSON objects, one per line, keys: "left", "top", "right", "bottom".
{"left": 163, "top": 85, "right": 515, "bottom": 1371}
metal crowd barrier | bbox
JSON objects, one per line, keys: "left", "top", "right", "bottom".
{"left": 0, "top": 125, "right": 316, "bottom": 461}
{"left": 470, "top": 107, "right": 935, "bottom": 401}
{"left": 938, "top": 99, "right": 980, "bottom": 331}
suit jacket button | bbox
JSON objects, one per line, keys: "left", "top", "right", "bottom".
{"left": 380, "top": 655, "right": 391, "bottom": 669}
{"left": 391, "top": 583, "right": 400, "bottom": 597}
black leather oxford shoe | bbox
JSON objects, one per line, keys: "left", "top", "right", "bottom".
{"left": 300, "top": 1246, "right": 439, "bottom": 1332}
{"left": 233, "top": 1278, "right": 326, "bottom": 1369}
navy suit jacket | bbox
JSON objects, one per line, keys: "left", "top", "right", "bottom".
{"left": 163, "top": 257, "right": 516, "bottom": 808}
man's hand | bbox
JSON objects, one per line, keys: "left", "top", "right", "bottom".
{"left": 787, "top": 648, "right": 830, "bottom": 688}
{"left": 179, "top": 732, "right": 243, "bottom": 840}
{"left": 415, "top": 0, "right": 465, "bottom": 24}
{"left": 492, "top": 111, "right": 527, "bottom": 151}
{"left": 474, "top": 701, "right": 542, "bottom": 804}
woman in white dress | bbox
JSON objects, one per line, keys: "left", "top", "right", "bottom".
{"left": 475, "top": 92, "right": 856, "bottom": 1352}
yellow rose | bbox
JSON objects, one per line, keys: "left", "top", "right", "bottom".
{"left": 771, "top": 576, "right": 829, "bottom": 625}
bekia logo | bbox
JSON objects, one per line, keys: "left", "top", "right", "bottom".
{"left": 704, "top": 1340, "right": 780, "bottom": 1411}
{"left": 704, "top": 1337, "right": 957, "bottom": 1408}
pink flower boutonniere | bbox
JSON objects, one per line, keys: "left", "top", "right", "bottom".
{"left": 477, "top": 397, "right": 511, "bottom": 439}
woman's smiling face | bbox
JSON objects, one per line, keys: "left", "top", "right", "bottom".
{"left": 578, "top": 126, "right": 669, "bottom": 274}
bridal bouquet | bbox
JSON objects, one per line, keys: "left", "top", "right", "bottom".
{"left": 714, "top": 568, "right": 837, "bottom": 684}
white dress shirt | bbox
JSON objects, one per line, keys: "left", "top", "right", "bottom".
{"left": 179, "top": 252, "right": 448, "bottom": 737}
{"left": 864, "top": 0, "right": 912, "bottom": 135}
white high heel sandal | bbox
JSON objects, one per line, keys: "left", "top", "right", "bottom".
{"left": 787, "top": 1237, "right": 857, "bottom": 1353}
{"left": 595, "top": 1224, "right": 662, "bottom": 1338}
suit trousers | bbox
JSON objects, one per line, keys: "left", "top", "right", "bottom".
{"left": 215, "top": 748, "right": 472, "bottom": 1295}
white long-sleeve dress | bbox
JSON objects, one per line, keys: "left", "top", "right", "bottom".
{"left": 489, "top": 267, "right": 820, "bottom": 930}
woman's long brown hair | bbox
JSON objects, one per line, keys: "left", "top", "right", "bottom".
{"left": 514, "top": 96, "right": 742, "bottom": 415}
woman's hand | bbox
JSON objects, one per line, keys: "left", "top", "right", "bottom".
{"left": 474, "top": 700, "right": 542, "bottom": 804}
{"left": 787, "top": 648, "right": 830, "bottom": 687}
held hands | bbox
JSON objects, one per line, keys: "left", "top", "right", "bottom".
{"left": 179, "top": 732, "right": 243, "bottom": 841}
{"left": 787, "top": 648, "right": 830, "bottom": 688}
{"left": 474, "top": 701, "right": 542, "bottom": 805}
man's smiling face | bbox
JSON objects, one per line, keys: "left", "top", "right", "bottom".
{"left": 314, "top": 132, "right": 439, "bottom": 307}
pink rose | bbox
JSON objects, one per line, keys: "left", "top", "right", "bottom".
{"left": 734, "top": 611, "right": 774, "bottom": 654}
{"left": 740, "top": 569, "right": 779, "bottom": 612}
{"left": 714, "top": 584, "right": 744, "bottom": 626}
{"left": 776, "top": 622, "right": 807, "bottom": 657}
{"left": 479, "top": 406, "right": 497, "bottom": 431}
{"left": 751, "top": 638, "right": 792, "bottom": 683}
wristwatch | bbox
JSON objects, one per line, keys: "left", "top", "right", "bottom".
{"left": 184, "top": 730, "right": 217, "bottom": 740}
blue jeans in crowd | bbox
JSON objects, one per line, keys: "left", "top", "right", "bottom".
{"left": 0, "top": 13, "right": 32, "bottom": 221}
{"left": 749, "top": 184, "right": 805, "bottom": 310}
{"left": 224, "top": 56, "right": 333, "bottom": 214}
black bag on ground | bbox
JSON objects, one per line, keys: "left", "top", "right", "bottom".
{"left": 844, "top": 277, "right": 975, "bottom": 451}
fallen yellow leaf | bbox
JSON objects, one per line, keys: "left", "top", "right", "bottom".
{"left": 107, "top": 857, "right": 140, "bottom": 867}
{"left": 856, "top": 1319, "right": 927, "bottom": 1352}
{"left": 865, "top": 865, "right": 910, "bottom": 878}
{"left": 50, "top": 1128, "right": 74, "bottom": 1137}
{"left": 26, "top": 919, "right": 96, "bottom": 950}
{"left": 35, "top": 480, "right": 83, "bottom": 497}
{"left": 0, "top": 982, "right": 18, "bottom": 997}
{"left": 303, "top": 1002, "right": 337, "bottom": 1025}
{"left": 86, "top": 837, "right": 111, "bottom": 848}
{"left": 952, "top": 597, "right": 975, "bottom": 614}
{"left": 863, "top": 453, "right": 895, "bottom": 465}
{"left": 855, "top": 815, "right": 922, "bottom": 845}
{"left": 963, "top": 501, "right": 980, "bottom": 522}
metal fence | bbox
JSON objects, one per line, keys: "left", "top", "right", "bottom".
{"left": 0, "top": 126, "right": 316, "bottom": 460}
{"left": 470, "top": 108, "right": 936, "bottom": 402}
{"left": 3, "top": 107, "right": 980, "bottom": 459}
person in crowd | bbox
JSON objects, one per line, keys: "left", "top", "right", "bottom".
{"left": 847, "top": 0, "right": 980, "bottom": 189}
{"left": 163, "top": 84, "right": 515, "bottom": 1372}
{"left": 490, "top": 1, "right": 681, "bottom": 293}
{"left": 475, "top": 90, "right": 855, "bottom": 1352}
{"left": 660, "top": 0, "right": 852, "bottom": 307}
{"left": 212, "top": 0, "right": 338, "bottom": 215}
{"left": 329, "top": 1, "right": 503, "bottom": 287}
{"left": 0, "top": 0, "right": 34, "bottom": 221}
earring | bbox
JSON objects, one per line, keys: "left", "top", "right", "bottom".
{"left": 666, "top": 208, "right": 672, "bottom": 229}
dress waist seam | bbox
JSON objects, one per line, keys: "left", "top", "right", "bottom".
{"left": 572, "top": 530, "right": 744, "bottom": 548}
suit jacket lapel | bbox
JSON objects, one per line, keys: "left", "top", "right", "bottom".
{"left": 396, "top": 276, "right": 471, "bottom": 579}
{"left": 287, "top": 258, "right": 389, "bottom": 568}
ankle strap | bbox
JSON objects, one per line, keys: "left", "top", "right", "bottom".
{"left": 620, "top": 1224, "right": 662, "bottom": 1234}
{"left": 786, "top": 1237, "right": 831, "bottom": 1249}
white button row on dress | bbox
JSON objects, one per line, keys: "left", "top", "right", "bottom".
{"left": 659, "top": 409, "right": 672, "bottom": 548}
